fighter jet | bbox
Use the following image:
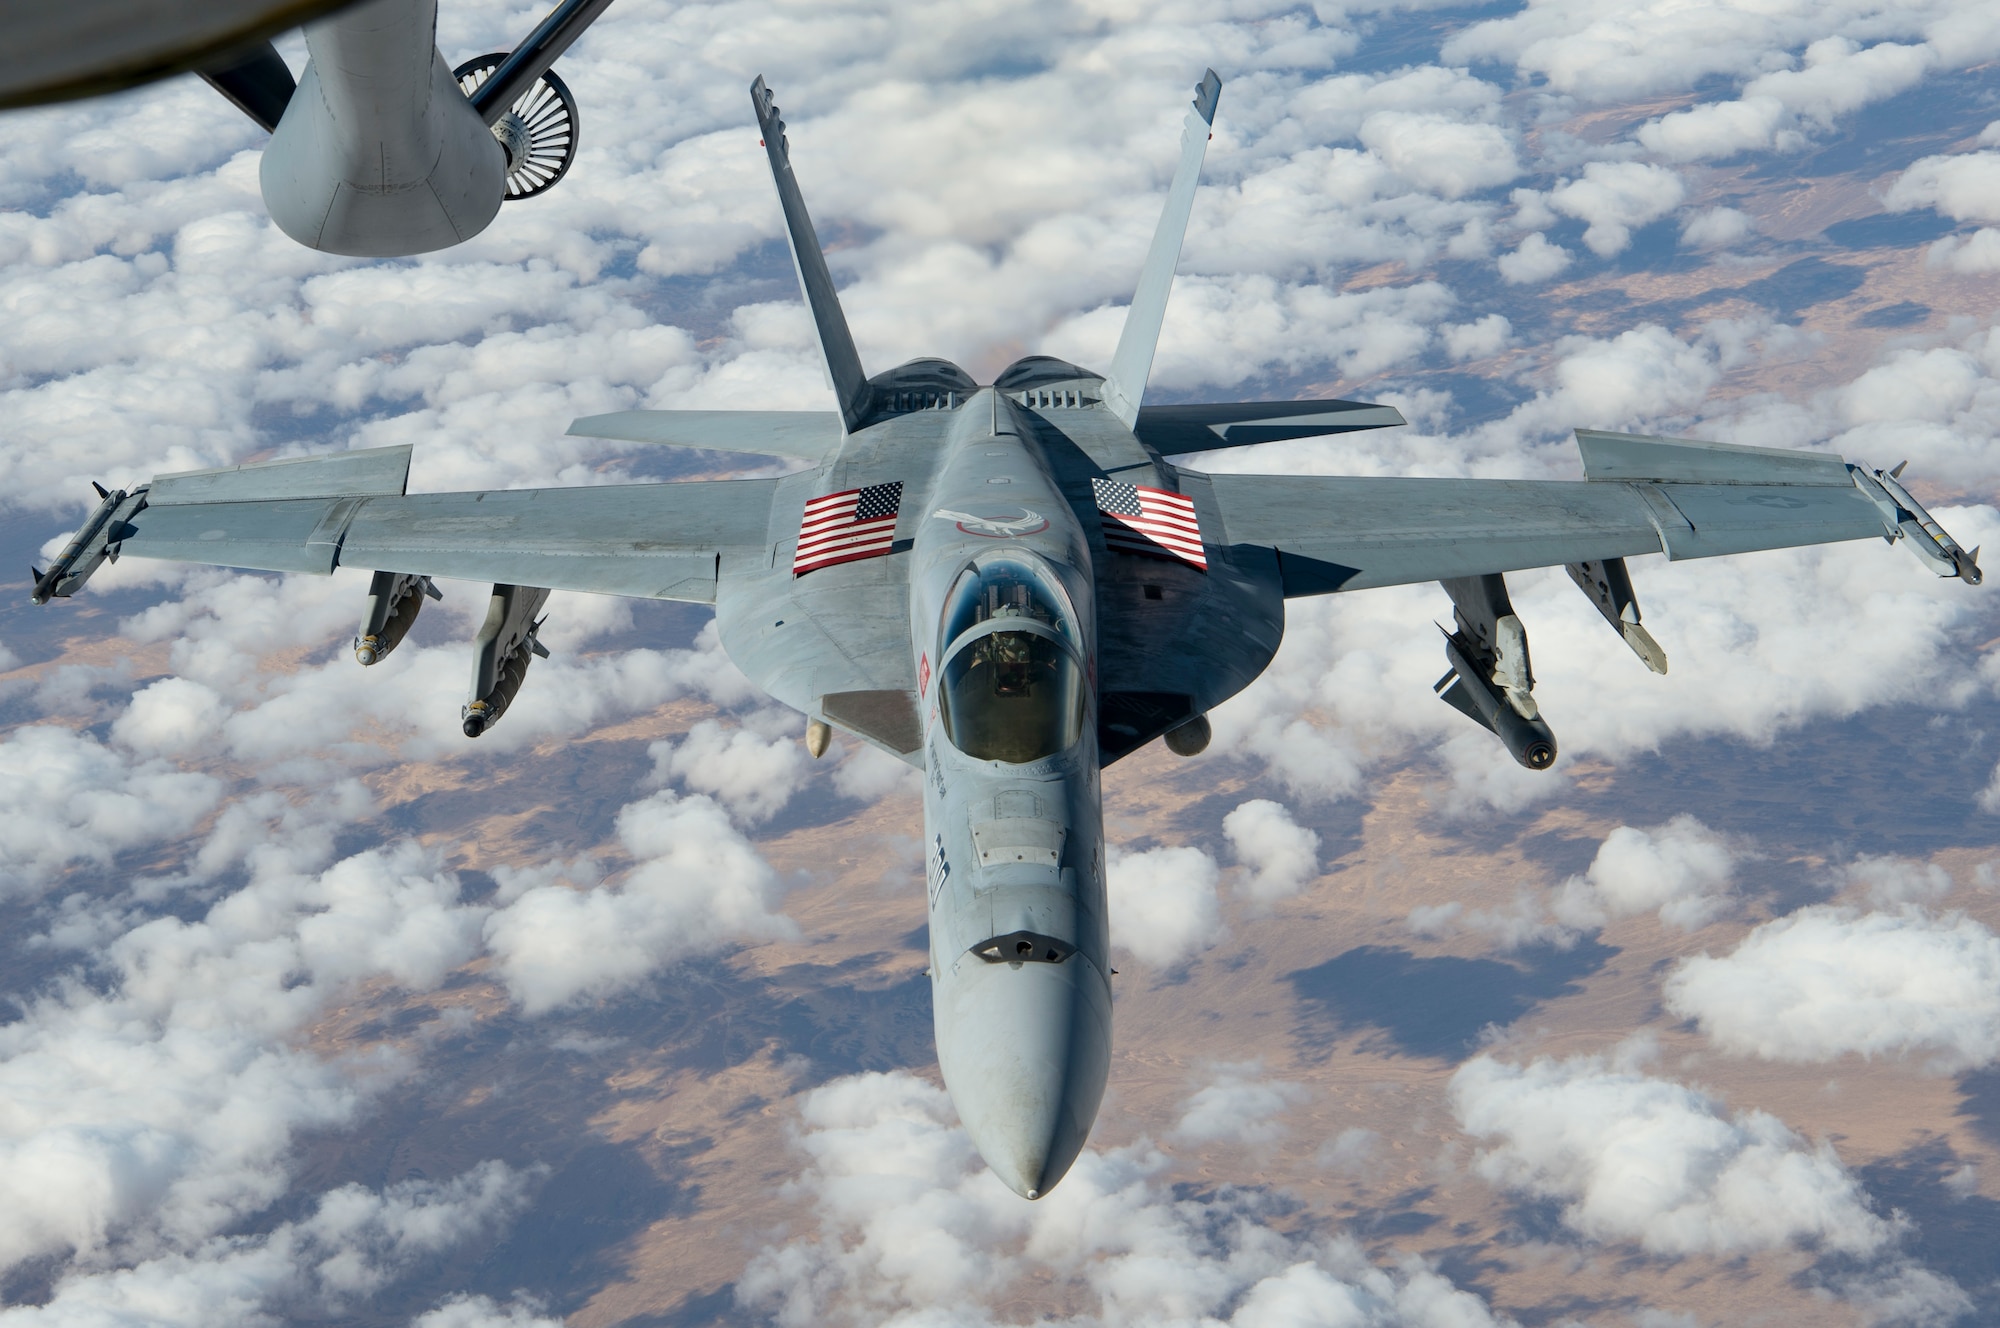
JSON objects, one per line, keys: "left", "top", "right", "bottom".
{"left": 30, "top": 72, "right": 1981, "bottom": 1198}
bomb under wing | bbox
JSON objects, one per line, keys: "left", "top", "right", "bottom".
{"left": 32, "top": 70, "right": 1981, "bottom": 1198}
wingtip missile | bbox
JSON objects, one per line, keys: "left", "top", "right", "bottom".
{"left": 1852, "top": 463, "right": 1983, "bottom": 583}
{"left": 30, "top": 483, "right": 134, "bottom": 606}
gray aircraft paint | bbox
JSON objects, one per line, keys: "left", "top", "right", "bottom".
{"left": 31, "top": 72, "right": 1981, "bottom": 1197}
{"left": 261, "top": 0, "right": 504, "bottom": 255}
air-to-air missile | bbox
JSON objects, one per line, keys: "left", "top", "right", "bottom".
{"left": 353, "top": 570, "right": 442, "bottom": 665}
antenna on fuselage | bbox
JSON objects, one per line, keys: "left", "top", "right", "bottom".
{"left": 1101, "top": 69, "right": 1222, "bottom": 430}
{"left": 751, "top": 76, "right": 874, "bottom": 435}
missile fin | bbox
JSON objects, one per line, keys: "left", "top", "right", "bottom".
{"left": 1436, "top": 675, "right": 1497, "bottom": 734}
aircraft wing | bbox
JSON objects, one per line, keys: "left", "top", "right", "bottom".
{"left": 39, "top": 445, "right": 778, "bottom": 605}
{"left": 1200, "top": 429, "right": 1915, "bottom": 597}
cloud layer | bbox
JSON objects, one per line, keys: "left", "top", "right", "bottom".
{"left": 1665, "top": 906, "right": 2000, "bottom": 1071}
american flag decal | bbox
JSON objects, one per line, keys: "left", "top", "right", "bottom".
{"left": 1091, "top": 478, "right": 1207, "bottom": 570}
{"left": 793, "top": 481, "right": 904, "bottom": 575}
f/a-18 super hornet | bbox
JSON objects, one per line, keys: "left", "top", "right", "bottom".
{"left": 32, "top": 71, "right": 1981, "bottom": 1198}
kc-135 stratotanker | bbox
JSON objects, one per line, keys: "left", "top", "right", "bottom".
{"left": 32, "top": 72, "right": 1982, "bottom": 1198}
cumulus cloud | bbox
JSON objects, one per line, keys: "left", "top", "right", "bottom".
{"left": 1638, "top": 39, "right": 1936, "bottom": 161}
{"left": 1450, "top": 1039, "right": 1896, "bottom": 1258}
{"left": 1664, "top": 906, "right": 2000, "bottom": 1072}
{"left": 1551, "top": 815, "right": 1736, "bottom": 932}
{"left": 484, "top": 789, "right": 795, "bottom": 1013}
{"left": 1926, "top": 228, "right": 2000, "bottom": 273}
{"left": 1105, "top": 844, "right": 1224, "bottom": 968}
{"left": 1549, "top": 162, "right": 1687, "bottom": 256}
{"left": 737, "top": 1069, "right": 1514, "bottom": 1328}
{"left": 831, "top": 741, "right": 921, "bottom": 803}
{"left": 6, "top": 1162, "right": 536, "bottom": 1326}
{"left": 1839, "top": 855, "right": 1954, "bottom": 906}
{"left": 649, "top": 713, "right": 810, "bottom": 823}
{"left": 1496, "top": 232, "right": 1572, "bottom": 284}
{"left": 0, "top": 842, "right": 484, "bottom": 1274}
{"left": 411, "top": 1296, "right": 567, "bottom": 1328}
{"left": 1357, "top": 112, "right": 1520, "bottom": 199}
{"left": 1443, "top": 0, "right": 1984, "bottom": 108}
{"left": 1407, "top": 891, "right": 1576, "bottom": 951}
{"left": 1442, "top": 313, "right": 1514, "bottom": 361}
{"left": 1223, "top": 799, "right": 1322, "bottom": 902}
{"left": 1173, "top": 1062, "right": 1307, "bottom": 1145}
{"left": 1680, "top": 206, "right": 1753, "bottom": 249}
{"left": 1887, "top": 149, "right": 2000, "bottom": 223}
{"left": 0, "top": 725, "right": 222, "bottom": 896}
{"left": 110, "top": 676, "right": 228, "bottom": 756}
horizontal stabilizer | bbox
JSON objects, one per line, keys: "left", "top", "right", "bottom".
{"left": 567, "top": 410, "right": 842, "bottom": 461}
{"left": 1136, "top": 400, "right": 1404, "bottom": 454}
{"left": 149, "top": 445, "right": 413, "bottom": 505}
{"left": 1575, "top": 429, "right": 1851, "bottom": 486}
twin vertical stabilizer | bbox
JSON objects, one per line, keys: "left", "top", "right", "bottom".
{"left": 752, "top": 77, "right": 874, "bottom": 435}
{"left": 749, "top": 69, "right": 1223, "bottom": 434}
{"left": 1102, "top": 70, "right": 1222, "bottom": 428}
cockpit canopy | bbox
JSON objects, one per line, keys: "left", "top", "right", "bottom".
{"left": 937, "top": 555, "right": 1086, "bottom": 765}
{"left": 940, "top": 555, "right": 1080, "bottom": 656}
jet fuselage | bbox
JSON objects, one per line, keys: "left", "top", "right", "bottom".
{"left": 712, "top": 361, "right": 1286, "bottom": 1196}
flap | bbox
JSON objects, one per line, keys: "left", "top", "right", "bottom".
{"left": 147, "top": 445, "right": 412, "bottom": 504}
{"left": 1575, "top": 429, "right": 1852, "bottom": 486}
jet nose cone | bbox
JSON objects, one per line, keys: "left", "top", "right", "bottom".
{"left": 934, "top": 953, "right": 1111, "bottom": 1199}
